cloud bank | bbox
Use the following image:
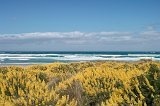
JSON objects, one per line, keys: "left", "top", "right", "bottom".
{"left": 0, "top": 31, "right": 132, "bottom": 43}
{"left": 0, "top": 29, "right": 160, "bottom": 51}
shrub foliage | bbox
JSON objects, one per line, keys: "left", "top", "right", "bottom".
{"left": 0, "top": 61, "right": 160, "bottom": 106}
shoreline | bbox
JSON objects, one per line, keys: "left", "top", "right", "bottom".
{"left": 0, "top": 59, "right": 156, "bottom": 67}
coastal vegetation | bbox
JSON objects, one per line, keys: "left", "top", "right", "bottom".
{"left": 0, "top": 60, "right": 160, "bottom": 106}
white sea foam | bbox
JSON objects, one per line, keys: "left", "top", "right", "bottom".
{"left": 138, "top": 57, "right": 154, "bottom": 59}
{"left": 0, "top": 56, "right": 37, "bottom": 59}
{"left": 9, "top": 58, "right": 30, "bottom": 61}
{"left": 0, "top": 54, "right": 62, "bottom": 57}
{"left": 0, "top": 53, "right": 160, "bottom": 64}
{"left": 0, "top": 56, "right": 61, "bottom": 60}
{"left": 128, "top": 54, "right": 160, "bottom": 57}
{"left": 97, "top": 55, "right": 124, "bottom": 57}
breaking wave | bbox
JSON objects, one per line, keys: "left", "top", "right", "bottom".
{"left": 0, "top": 51, "right": 160, "bottom": 65}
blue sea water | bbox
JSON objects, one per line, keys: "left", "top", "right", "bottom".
{"left": 0, "top": 51, "right": 160, "bottom": 65}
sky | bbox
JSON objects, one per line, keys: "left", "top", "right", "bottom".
{"left": 0, "top": 0, "right": 160, "bottom": 51}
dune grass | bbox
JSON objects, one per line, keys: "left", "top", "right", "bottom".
{"left": 0, "top": 60, "right": 160, "bottom": 106}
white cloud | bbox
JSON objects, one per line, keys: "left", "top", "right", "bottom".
{"left": 0, "top": 29, "right": 160, "bottom": 51}
{"left": 0, "top": 31, "right": 133, "bottom": 44}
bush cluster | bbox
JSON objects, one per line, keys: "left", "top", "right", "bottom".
{"left": 0, "top": 61, "right": 160, "bottom": 106}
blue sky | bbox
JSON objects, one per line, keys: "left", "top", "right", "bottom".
{"left": 0, "top": 0, "right": 160, "bottom": 51}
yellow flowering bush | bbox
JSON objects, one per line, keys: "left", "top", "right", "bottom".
{"left": 0, "top": 60, "right": 160, "bottom": 106}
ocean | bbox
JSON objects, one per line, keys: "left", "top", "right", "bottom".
{"left": 0, "top": 51, "right": 160, "bottom": 65}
